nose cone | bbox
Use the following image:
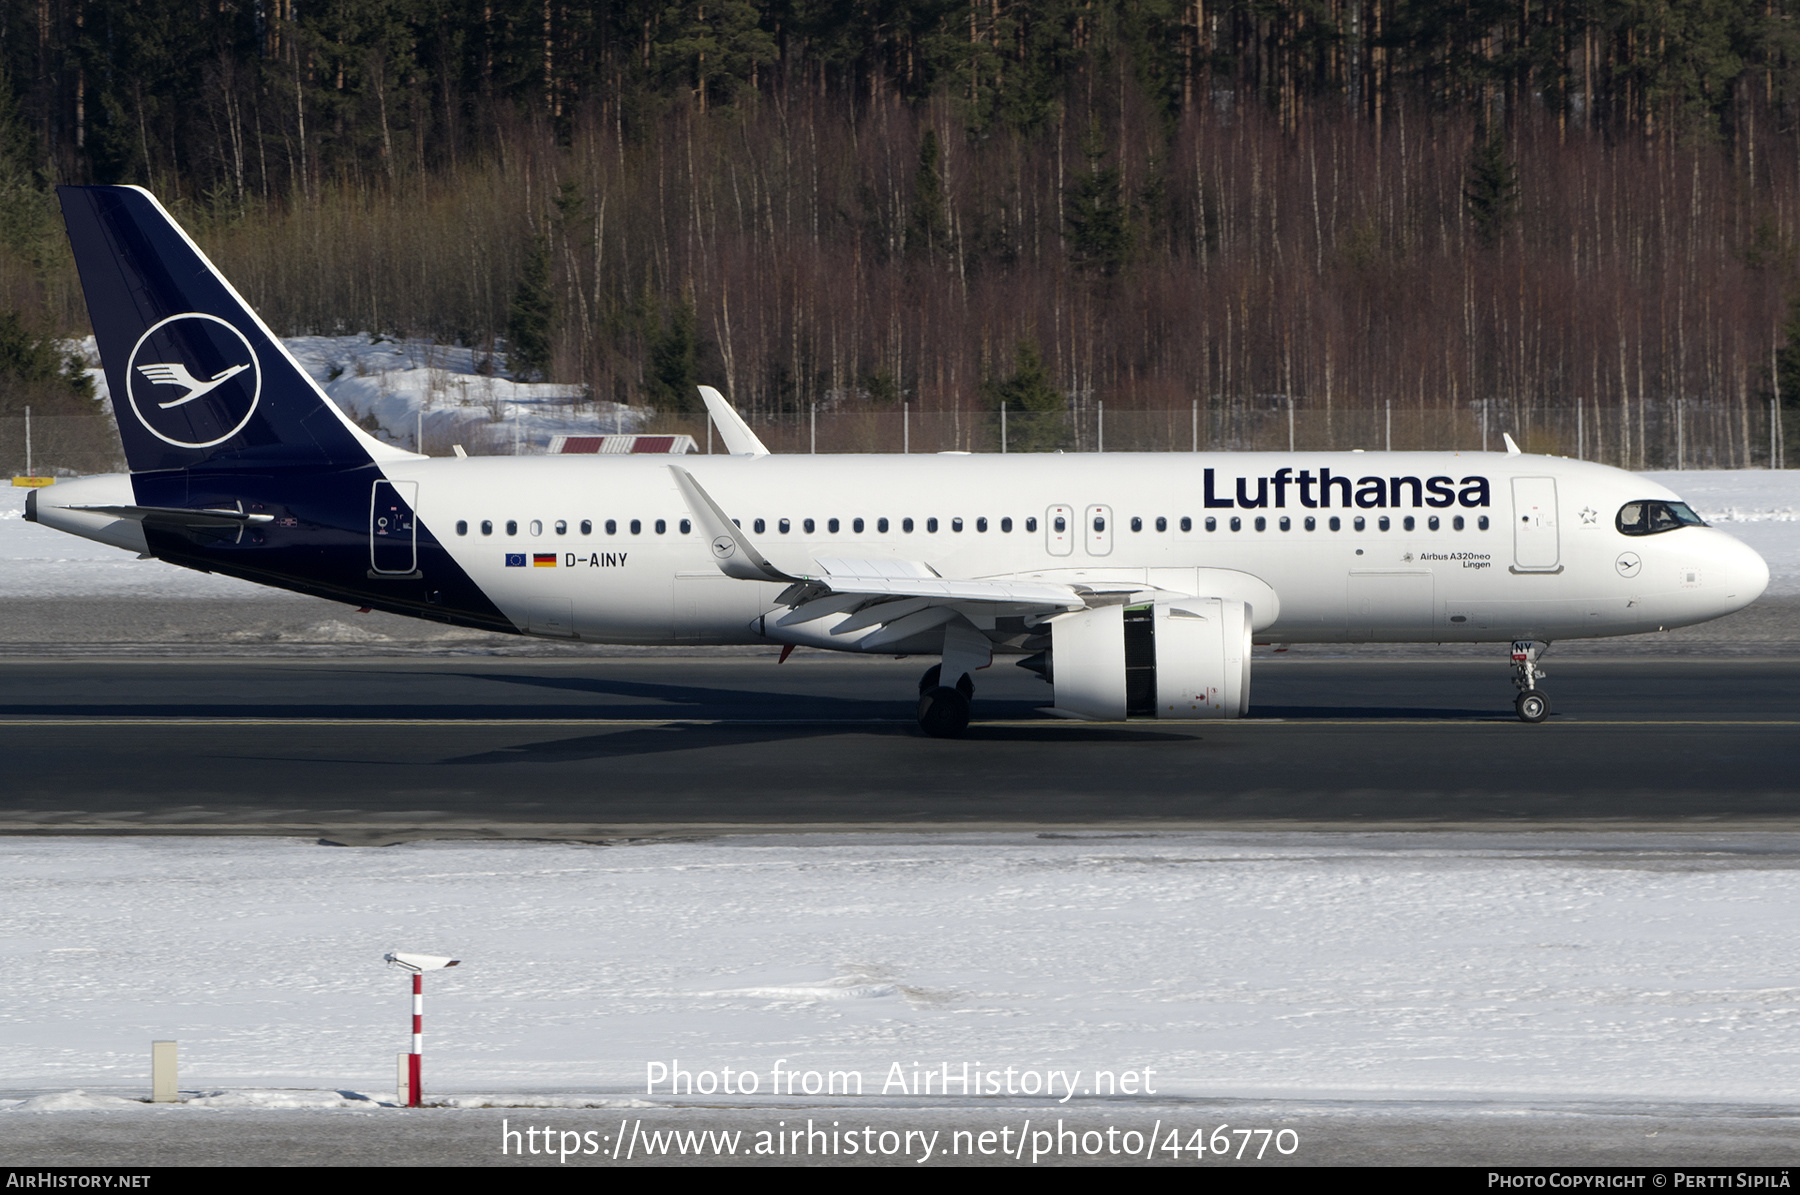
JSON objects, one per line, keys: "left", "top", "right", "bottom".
{"left": 1712, "top": 529, "right": 1769, "bottom": 614}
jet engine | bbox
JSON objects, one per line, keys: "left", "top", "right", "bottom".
{"left": 1034, "top": 599, "right": 1252, "bottom": 720}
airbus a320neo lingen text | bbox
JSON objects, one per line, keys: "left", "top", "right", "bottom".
{"left": 29, "top": 187, "right": 1770, "bottom": 735}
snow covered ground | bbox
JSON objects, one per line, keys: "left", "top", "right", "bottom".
{"left": 2, "top": 833, "right": 1798, "bottom": 1109}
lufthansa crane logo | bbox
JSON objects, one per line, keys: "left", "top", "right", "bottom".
{"left": 125, "top": 313, "right": 261, "bottom": 448}
{"left": 711, "top": 535, "right": 737, "bottom": 560}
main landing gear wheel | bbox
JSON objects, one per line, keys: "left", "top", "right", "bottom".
{"left": 1514, "top": 689, "right": 1550, "bottom": 723}
{"left": 918, "top": 664, "right": 975, "bottom": 699}
{"left": 917, "top": 686, "right": 972, "bottom": 738}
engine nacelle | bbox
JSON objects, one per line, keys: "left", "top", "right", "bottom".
{"left": 1046, "top": 599, "right": 1252, "bottom": 720}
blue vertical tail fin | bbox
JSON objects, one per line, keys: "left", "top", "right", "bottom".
{"left": 57, "top": 185, "right": 405, "bottom": 473}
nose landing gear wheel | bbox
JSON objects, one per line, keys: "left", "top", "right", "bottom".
{"left": 917, "top": 686, "right": 972, "bottom": 738}
{"left": 918, "top": 664, "right": 975, "bottom": 699}
{"left": 1514, "top": 689, "right": 1550, "bottom": 723}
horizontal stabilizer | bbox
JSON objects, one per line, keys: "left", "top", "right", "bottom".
{"left": 66, "top": 503, "right": 274, "bottom": 527}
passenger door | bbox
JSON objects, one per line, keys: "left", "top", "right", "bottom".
{"left": 1511, "top": 477, "right": 1560, "bottom": 572}
{"left": 369, "top": 480, "right": 418, "bottom": 575}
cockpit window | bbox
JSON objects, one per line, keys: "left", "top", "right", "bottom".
{"left": 1616, "top": 500, "right": 1707, "bottom": 536}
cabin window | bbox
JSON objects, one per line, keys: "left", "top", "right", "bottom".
{"left": 1230, "top": 516, "right": 1242, "bottom": 531}
{"left": 1180, "top": 516, "right": 1192, "bottom": 532}
{"left": 1001, "top": 517, "right": 1013, "bottom": 532}
{"left": 976, "top": 517, "right": 988, "bottom": 532}
{"left": 654, "top": 519, "right": 666, "bottom": 534}
{"left": 679, "top": 519, "right": 691, "bottom": 534}
{"left": 1453, "top": 515, "right": 1465, "bottom": 531}
{"left": 828, "top": 518, "right": 839, "bottom": 533}
{"left": 529, "top": 519, "right": 542, "bottom": 536}
{"left": 878, "top": 517, "right": 889, "bottom": 532}
{"left": 853, "top": 517, "right": 865, "bottom": 533}
{"left": 580, "top": 520, "right": 592, "bottom": 535}
{"left": 1427, "top": 516, "right": 1439, "bottom": 531}
{"left": 1279, "top": 516, "right": 1291, "bottom": 531}
{"left": 1253, "top": 516, "right": 1266, "bottom": 531}
{"left": 1205, "top": 517, "right": 1217, "bottom": 532}
{"left": 1377, "top": 516, "right": 1390, "bottom": 531}
{"left": 1053, "top": 515, "right": 1066, "bottom": 532}
{"left": 605, "top": 519, "right": 617, "bottom": 535}
{"left": 481, "top": 520, "right": 493, "bottom": 535}
{"left": 1402, "top": 516, "right": 1414, "bottom": 531}
{"left": 1130, "top": 516, "right": 1143, "bottom": 532}
{"left": 1353, "top": 516, "right": 1366, "bottom": 531}
{"left": 455, "top": 520, "right": 468, "bottom": 536}
{"left": 952, "top": 517, "right": 963, "bottom": 532}
{"left": 903, "top": 517, "right": 914, "bottom": 532}
{"left": 1478, "top": 515, "right": 1490, "bottom": 530}
{"left": 753, "top": 518, "right": 766, "bottom": 534}
{"left": 1305, "top": 516, "right": 1316, "bottom": 531}
{"left": 1329, "top": 516, "right": 1341, "bottom": 531}
{"left": 506, "top": 520, "right": 518, "bottom": 536}
{"left": 778, "top": 518, "right": 791, "bottom": 534}
{"left": 554, "top": 519, "right": 567, "bottom": 535}
{"left": 1155, "top": 516, "right": 1167, "bottom": 532}
{"left": 630, "top": 519, "right": 642, "bottom": 535}
{"left": 926, "top": 517, "right": 939, "bottom": 532}
{"left": 1093, "top": 515, "right": 1106, "bottom": 532}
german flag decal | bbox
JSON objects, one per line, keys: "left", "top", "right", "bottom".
{"left": 533, "top": 553, "right": 557, "bottom": 567}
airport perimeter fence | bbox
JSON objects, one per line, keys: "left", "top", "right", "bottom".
{"left": 3, "top": 399, "right": 1793, "bottom": 476}
{"left": 644, "top": 398, "right": 1796, "bottom": 470}
{"left": 0, "top": 414, "right": 126, "bottom": 478}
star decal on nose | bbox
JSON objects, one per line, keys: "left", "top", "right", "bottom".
{"left": 1579, "top": 506, "right": 1598, "bottom": 524}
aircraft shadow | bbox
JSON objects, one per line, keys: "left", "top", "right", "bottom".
{"left": 436, "top": 721, "right": 1197, "bottom": 765}
{"left": 1249, "top": 704, "right": 1507, "bottom": 720}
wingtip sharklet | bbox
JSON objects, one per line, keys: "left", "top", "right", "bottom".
{"left": 667, "top": 465, "right": 799, "bottom": 584}
{"left": 698, "top": 386, "right": 770, "bottom": 456}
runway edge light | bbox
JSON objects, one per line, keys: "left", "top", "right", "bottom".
{"left": 384, "top": 951, "right": 460, "bottom": 1108}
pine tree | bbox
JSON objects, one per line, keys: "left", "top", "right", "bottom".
{"left": 1064, "top": 118, "right": 1132, "bottom": 275}
{"left": 1464, "top": 128, "right": 1520, "bottom": 248}
{"left": 982, "top": 339, "right": 1068, "bottom": 452}
{"left": 505, "top": 234, "right": 554, "bottom": 381}
{"left": 907, "top": 128, "right": 948, "bottom": 259}
{"left": 1775, "top": 293, "right": 1800, "bottom": 411}
{"left": 645, "top": 294, "right": 701, "bottom": 412}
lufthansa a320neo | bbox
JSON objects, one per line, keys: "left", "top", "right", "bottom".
{"left": 30, "top": 186, "right": 1769, "bottom": 735}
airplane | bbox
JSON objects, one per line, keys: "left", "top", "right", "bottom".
{"left": 28, "top": 185, "right": 1771, "bottom": 736}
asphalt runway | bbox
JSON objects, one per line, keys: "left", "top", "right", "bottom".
{"left": 1, "top": 652, "right": 1796, "bottom": 839}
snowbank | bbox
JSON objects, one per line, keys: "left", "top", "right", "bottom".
{"left": 2, "top": 834, "right": 1798, "bottom": 1106}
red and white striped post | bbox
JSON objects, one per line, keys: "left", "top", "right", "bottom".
{"left": 409, "top": 972, "right": 423, "bottom": 1107}
{"left": 383, "top": 952, "right": 460, "bottom": 1109}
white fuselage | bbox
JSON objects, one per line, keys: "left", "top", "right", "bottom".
{"left": 358, "top": 449, "right": 1768, "bottom": 649}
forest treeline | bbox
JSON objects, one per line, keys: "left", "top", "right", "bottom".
{"left": 3, "top": 1, "right": 1800, "bottom": 464}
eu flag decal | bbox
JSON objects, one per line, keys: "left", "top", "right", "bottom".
{"left": 504, "top": 553, "right": 526, "bottom": 567}
{"left": 533, "top": 553, "right": 558, "bottom": 567}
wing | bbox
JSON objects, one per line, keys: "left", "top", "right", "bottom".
{"left": 669, "top": 465, "right": 1142, "bottom": 652}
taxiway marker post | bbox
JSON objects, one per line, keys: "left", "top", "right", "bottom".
{"left": 409, "top": 972, "right": 423, "bottom": 1107}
